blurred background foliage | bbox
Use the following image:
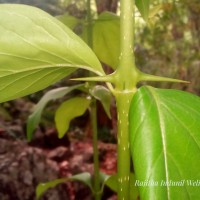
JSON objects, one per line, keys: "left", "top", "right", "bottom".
{"left": 135, "top": 0, "right": 200, "bottom": 94}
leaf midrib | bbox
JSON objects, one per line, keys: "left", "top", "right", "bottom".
{"left": 147, "top": 86, "right": 170, "bottom": 200}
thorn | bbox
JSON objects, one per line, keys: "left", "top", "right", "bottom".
{"left": 139, "top": 73, "right": 190, "bottom": 84}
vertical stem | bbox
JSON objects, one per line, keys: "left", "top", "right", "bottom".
{"left": 116, "top": 92, "right": 135, "bottom": 200}
{"left": 90, "top": 100, "right": 101, "bottom": 200}
{"left": 119, "top": 0, "right": 135, "bottom": 68}
{"left": 86, "top": 1, "right": 101, "bottom": 200}
{"left": 87, "top": 0, "right": 93, "bottom": 48}
{"left": 115, "top": 0, "right": 137, "bottom": 90}
{"left": 114, "top": 0, "right": 137, "bottom": 200}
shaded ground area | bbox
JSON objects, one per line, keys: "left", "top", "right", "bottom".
{"left": 0, "top": 138, "right": 69, "bottom": 200}
{"left": 0, "top": 98, "right": 117, "bottom": 200}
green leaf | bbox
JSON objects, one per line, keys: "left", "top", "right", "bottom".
{"left": 104, "top": 174, "right": 117, "bottom": 192}
{"left": 55, "top": 97, "right": 91, "bottom": 138}
{"left": 27, "top": 84, "right": 84, "bottom": 141}
{"left": 36, "top": 172, "right": 93, "bottom": 199}
{"left": 135, "top": 0, "right": 150, "bottom": 22}
{"left": 92, "top": 12, "right": 120, "bottom": 69}
{"left": 0, "top": 4, "right": 104, "bottom": 103}
{"left": 129, "top": 86, "right": 200, "bottom": 200}
{"left": 99, "top": 172, "right": 110, "bottom": 191}
{"left": 90, "top": 85, "right": 112, "bottom": 118}
{"left": 56, "top": 14, "right": 79, "bottom": 30}
{"left": 36, "top": 178, "right": 66, "bottom": 200}
{"left": 105, "top": 173, "right": 139, "bottom": 199}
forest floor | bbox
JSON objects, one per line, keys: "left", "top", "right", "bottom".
{"left": 0, "top": 98, "right": 117, "bottom": 200}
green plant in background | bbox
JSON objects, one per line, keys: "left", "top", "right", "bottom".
{"left": 1, "top": 1, "right": 200, "bottom": 200}
{"left": 135, "top": 0, "right": 200, "bottom": 92}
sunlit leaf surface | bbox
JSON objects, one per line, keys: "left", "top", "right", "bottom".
{"left": 0, "top": 4, "right": 104, "bottom": 102}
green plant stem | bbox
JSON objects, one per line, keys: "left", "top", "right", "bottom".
{"left": 114, "top": 0, "right": 137, "bottom": 199}
{"left": 119, "top": 0, "right": 135, "bottom": 67}
{"left": 115, "top": 0, "right": 138, "bottom": 90}
{"left": 115, "top": 91, "right": 135, "bottom": 200}
{"left": 87, "top": 0, "right": 93, "bottom": 47}
{"left": 86, "top": 1, "right": 101, "bottom": 200}
{"left": 90, "top": 100, "right": 101, "bottom": 200}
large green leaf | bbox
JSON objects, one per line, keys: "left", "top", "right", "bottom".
{"left": 55, "top": 97, "right": 91, "bottom": 138}
{"left": 92, "top": 12, "right": 120, "bottom": 69}
{"left": 36, "top": 172, "right": 93, "bottom": 199}
{"left": 0, "top": 4, "right": 104, "bottom": 103}
{"left": 135, "top": 0, "right": 150, "bottom": 22}
{"left": 129, "top": 86, "right": 200, "bottom": 200}
{"left": 27, "top": 84, "right": 84, "bottom": 141}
